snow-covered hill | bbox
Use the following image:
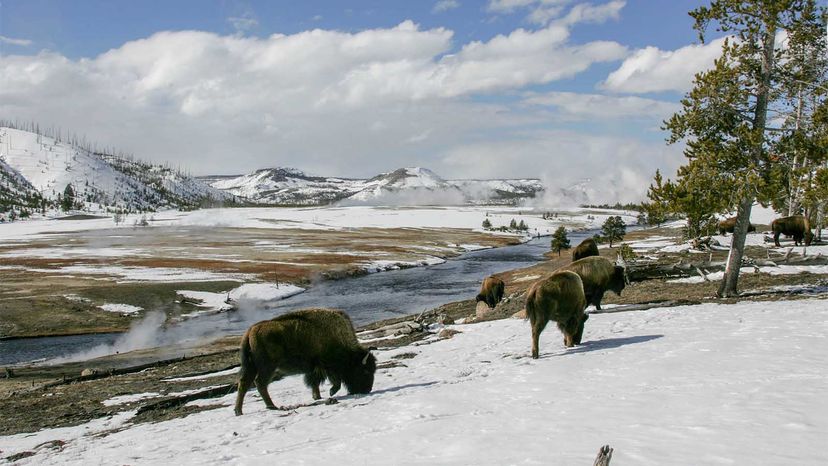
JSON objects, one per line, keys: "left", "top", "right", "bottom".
{"left": 4, "top": 299, "right": 827, "bottom": 464}
{"left": 0, "top": 127, "right": 230, "bottom": 211}
{"left": 204, "top": 167, "right": 544, "bottom": 206}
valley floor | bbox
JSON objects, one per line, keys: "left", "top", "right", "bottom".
{"left": 2, "top": 297, "right": 827, "bottom": 465}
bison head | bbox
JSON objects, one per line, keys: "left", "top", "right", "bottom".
{"left": 343, "top": 348, "right": 377, "bottom": 395}
{"left": 611, "top": 265, "right": 627, "bottom": 295}
{"left": 572, "top": 313, "right": 589, "bottom": 345}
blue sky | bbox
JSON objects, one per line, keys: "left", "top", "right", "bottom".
{"left": 0, "top": 1, "right": 751, "bottom": 202}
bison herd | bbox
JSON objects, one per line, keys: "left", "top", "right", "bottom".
{"left": 236, "top": 214, "right": 818, "bottom": 414}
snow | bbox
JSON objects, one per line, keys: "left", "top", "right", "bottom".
{"left": 361, "top": 256, "right": 446, "bottom": 273}
{"left": 5, "top": 299, "right": 828, "bottom": 465}
{"left": 164, "top": 367, "right": 240, "bottom": 383}
{"left": 0, "top": 126, "right": 227, "bottom": 210}
{"left": 206, "top": 166, "right": 544, "bottom": 206}
{"left": 0, "top": 206, "right": 636, "bottom": 242}
{"left": 41, "top": 265, "right": 254, "bottom": 283}
{"left": 98, "top": 303, "right": 143, "bottom": 315}
{"left": 178, "top": 283, "right": 305, "bottom": 312}
{"left": 101, "top": 392, "right": 161, "bottom": 407}
{"left": 667, "top": 264, "right": 828, "bottom": 284}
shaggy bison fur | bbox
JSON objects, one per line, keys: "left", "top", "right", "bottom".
{"left": 717, "top": 217, "right": 756, "bottom": 236}
{"left": 772, "top": 215, "right": 813, "bottom": 247}
{"left": 524, "top": 271, "right": 588, "bottom": 358}
{"left": 572, "top": 237, "right": 599, "bottom": 261}
{"left": 234, "top": 308, "right": 376, "bottom": 416}
{"left": 476, "top": 276, "right": 505, "bottom": 309}
{"left": 558, "top": 256, "right": 626, "bottom": 311}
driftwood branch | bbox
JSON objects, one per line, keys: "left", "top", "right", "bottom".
{"left": 593, "top": 445, "right": 613, "bottom": 466}
{"left": 136, "top": 383, "right": 237, "bottom": 415}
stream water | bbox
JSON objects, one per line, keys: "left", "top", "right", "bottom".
{"left": 1, "top": 231, "right": 594, "bottom": 366}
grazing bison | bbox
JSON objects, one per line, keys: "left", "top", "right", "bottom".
{"left": 558, "top": 256, "right": 626, "bottom": 311}
{"left": 525, "top": 271, "right": 588, "bottom": 358}
{"left": 572, "top": 237, "right": 599, "bottom": 261}
{"left": 234, "top": 308, "right": 376, "bottom": 416}
{"left": 772, "top": 215, "right": 813, "bottom": 247}
{"left": 717, "top": 217, "right": 756, "bottom": 236}
{"left": 476, "top": 276, "right": 505, "bottom": 309}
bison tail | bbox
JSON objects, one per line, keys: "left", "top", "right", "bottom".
{"left": 239, "top": 331, "right": 255, "bottom": 378}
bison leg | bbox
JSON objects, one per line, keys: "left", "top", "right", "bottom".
{"left": 234, "top": 367, "right": 257, "bottom": 416}
{"left": 253, "top": 365, "right": 277, "bottom": 410}
{"left": 328, "top": 374, "right": 342, "bottom": 397}
{"left": 774, "top": 231, "right": 782, "bottom": 247}
{"left": 593, "top": 290, "right": 605, "bottom": 311}
{"left": 304, "top": 367, "right": 326, "bottom": 400}
{"left": 531, "top": 318, "right": 548, "bottom": 359}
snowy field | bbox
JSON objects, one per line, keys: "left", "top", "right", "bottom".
{"left": 4, "top": 299, "right": 827, "bottom": 465}
{"left": 0, "top": 205, "right": 634, "bottom": 242}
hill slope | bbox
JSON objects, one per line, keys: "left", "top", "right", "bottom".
{"left": 0, "top": 127, "right": 229, "bottom": 211}
{"left": 205, "top": 167, "right": 544, "bottom": 206}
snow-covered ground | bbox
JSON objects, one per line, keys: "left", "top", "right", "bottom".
{"left": 0, "top": 205, "right": 635, "bottom": 242}
{"left": 5, "top": 299, "right": 827, "bottom": 465}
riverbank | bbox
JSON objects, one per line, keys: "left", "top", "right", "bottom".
{"left": 4, "top": 205, "right": 634, "bottom": 340}
{"left": 3, "top": 224, "right": 828, "bottom": 441}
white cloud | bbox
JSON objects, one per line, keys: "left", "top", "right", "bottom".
{"left": 0, "top": 20, "right": 638, "bottom": 194}
{"left": 432, "top": 0, "right": 461, "bottom": 13}
{"left": 523, "top": 91, "right": 680, "bottom": 120}
{"left": 487, "top": 0, "right": 624, "bottom": 27}
{"left": 227, "top": 14, "right": 258, "bottom": 34}
{"left": 602, "top": 37, "right": 727, "bottom": 94}
{"left": 440, "top": 129, "right": 684, "bottom": 204}
{"left": 0, "top": 35, "right": 32, "bottom": 47}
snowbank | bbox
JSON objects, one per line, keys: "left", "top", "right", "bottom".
{"left": 5, "top": 299, "right": 828, "bottom": 465}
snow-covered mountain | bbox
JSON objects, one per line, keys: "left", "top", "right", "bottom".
{"left": 0, "top": 127, "right": 230, "bottom": 211}
{"left": 204, "top": 167, "right": 544, "bottom": 206}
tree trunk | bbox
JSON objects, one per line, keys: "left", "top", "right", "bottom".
{"left": 718, "top": 194, "right": 753, "bottom": 297}
{"left": 719, "top": 20, "right": 776, "bottom": 298}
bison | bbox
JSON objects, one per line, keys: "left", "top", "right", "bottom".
{"left": 525, "top": 271, "right": 588, "bottom": 358}
{"left": 572, "top": 237, "right": 599, "bottom": 261}
{"left": 558, "top": 256, "right": 626, "bottom": 311}
{"left": 476, "top": 276, "right": 505, "bottom": 309}
{"left": 234, "top": 308, "right": 377, "bottom": 416}
{"left": 717, "top": 217, "right": 756, "bottom": 236}
{"left": 772, "top": 215, "right": 813, "bottom": 247}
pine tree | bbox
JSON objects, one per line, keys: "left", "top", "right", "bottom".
{"left": 601, "top": 216, "right": 626, "bottom": 247}
{"left": 550, "top": 226, "right": 570, "bottom": 256}
{"left": 661, "top": 0, "right": 825, "bottom": 297}
{"left": 518, "top": 220, "right": 527, "bottom": 231}
{"left": 482, "top": 218, "right": 492, "bottom": 229}
{"left": 509, "top": 218, "right": 517, "bottom": 230}
{"left": 61, "top": 184, "right": 75, "bottom": 211}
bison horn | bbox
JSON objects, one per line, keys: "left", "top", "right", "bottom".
{"left": 362, "top": 351, "right": 371, "bottom": 365}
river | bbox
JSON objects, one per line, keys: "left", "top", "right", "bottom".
{"left": 0, "top": 231, "right": 594, "bottom": 366}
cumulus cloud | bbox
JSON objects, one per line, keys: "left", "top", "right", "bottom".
{"left": 0, "top": 20, "right": 632, "bottom": 180}
{"left": 432, "top": 0, "right": 461, "bottom": 13}
{"left": 0, "top": 35, "right": 32, "bottom": 46}
{"left": 523, "top": 91, "right": 679, "bottom": 120}
{"left": 227, "top": 13, "right": 259, "bottom": 34}
{"left": 601, "top": 37, "right": 727, "bottom": 94}
{"left": 440, "top": 129, "right": 684, "bottom": 204}
{"left": 487, "top": 0, "right": 624, "bottom": 27}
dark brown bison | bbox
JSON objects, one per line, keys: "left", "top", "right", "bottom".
{"left": 558, "top": 256, "right": 626, "bottom": 311}
{"left": 572, "top": 237, "right": 599, "bottom": 261}
{"left": 525, "top": 271, "right": 588, "bottom": 358}
{"left": 772, "top": 215, "right": 813, "bottom": 247}
{"left": 476, "top": 276, "right": 505, "bottom": 309}
{"left": 234, "top": 308, "right": 376, "bottom": 416}
{"left": 717, "top": 217, "right": 756, "bottom": 235}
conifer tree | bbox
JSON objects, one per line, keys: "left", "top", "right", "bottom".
{"left": 601, "top": 216, "right": 626, "bottom": 247}
{"left": 662, "top": 0, "right": 825, "bottom": 297}
{"left": 550, "top": 226, "right": 571, "bottom": 256}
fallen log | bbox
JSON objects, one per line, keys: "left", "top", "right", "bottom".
{"left": 136, "top": 383, "right": 237, "bottom": 415}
